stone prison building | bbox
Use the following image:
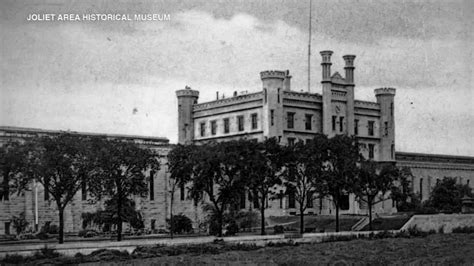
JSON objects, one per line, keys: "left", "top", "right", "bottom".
{"left": 1, "top": 51, "right": 473, "bottom": 234}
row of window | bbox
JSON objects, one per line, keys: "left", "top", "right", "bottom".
{"left": 286, "top": 113, "right": 314, "bottom": 130}
{"left": 199, "top": 113, "right": 259, "bottom": 137}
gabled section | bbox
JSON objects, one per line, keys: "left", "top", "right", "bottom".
{"left": 331, "top": 72, "right": 346, "bottom": 85}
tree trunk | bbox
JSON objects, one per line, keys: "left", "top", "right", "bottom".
{"left": 217, "top": 211, "right": 223, "bottom": 237}
{"left": 300, "top": 205, "right": 305, "bottom": 234}
{"left": 335, "top": 203, "right": 340, "bottom": 232}
{"left": 117, "top": 198, "right": 123, "bottom": 241}
{"left": 58, "top": 207, "right": 64, "bottom": 244}
{"left": 170, "top": 190, "right": 174, "bottom": 239}
{"left": 260, "top": 196, "right": 266, "bottom": 235}
{"left": 368, "top": 200, "right": 373, "bottom": 231}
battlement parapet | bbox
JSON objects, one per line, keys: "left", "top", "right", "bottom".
{"left": 260, "top": 70, "right": 286, "bottom": 80}
{"left": 176, "top": 86, "right": 199, "bottom": 98}
{"left": 283, "top": 90, "right": 322, "bottom": 101}
{"left": 355, "top": 100, "right": 380, "bottom": 109}
{"left": 193, "top": 91, "right": 263, "bottom": 111}
{"left": 375, "top": 87, "right": 396, "bottom": 96}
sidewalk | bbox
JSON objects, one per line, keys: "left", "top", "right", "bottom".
{"left": 0, "top": 230, "right": 397, "bottom": 258}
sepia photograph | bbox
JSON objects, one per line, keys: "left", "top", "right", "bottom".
{"left": 1, "top": 0, "right": 473, "bottom": 264}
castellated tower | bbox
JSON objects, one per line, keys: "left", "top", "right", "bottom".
{"left": 176, "top": 86, "right": 199, "bottom": 144}
{"left": 261, "top": 70, "right": 285, "bottom": 139}
{"left": 343, "top": 55, "right": 356, "bottom": 135}
{"left": 375, "top": 87, "right": 396, "bottom": 162}
{"left": 320, "top": 50, "right": 334, "bottom": 136}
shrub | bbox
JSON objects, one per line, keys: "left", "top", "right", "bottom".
{"left": 166, "top": 214, "right": 193, "bottom": 234}
{"left": 11, "top": 212, "right": 29, "bottom": 235}
{"left": 236, "top": 211, "right": 259, "bottom": 232}
{"left": 273, "top": 225, "right": 284, "bottom": 234}
{"left": 224, "top": 221, "right": 239, "bottom": 236}
{"left": 36, "top": 231, "right": 49, "bottom": 240}
{"left": 452, "top": 226, "right": 474, "bottom": 234}
{"left": 40, "top": 221, "right": 59, "bottom": 234}
{"left": 2, "top": 254, "right": 25, "bottom": 264}
{"left": 407, "top": 225, "right": 435, "bottom": 237}
{"left": 88, "top": 249, "right": 131, "bottom": 261}
{"left": 48, "top": 224, "right": 59, "bottom": 234}
{"left": 78, "top": 229, "right": 99, "bottom": 238}
{"left": 33, "top": 246, "right": 60, "bottom": 259}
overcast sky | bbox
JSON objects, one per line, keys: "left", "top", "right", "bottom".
{"left": 1, "top": 0, "right": 473, "bottom": 155}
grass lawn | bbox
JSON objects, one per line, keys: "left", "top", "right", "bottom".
{"left": 89, "top": 233, "right": 474, "bottom": 265}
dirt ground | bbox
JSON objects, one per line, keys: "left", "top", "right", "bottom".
{"left": 89, "top": 233, "right": 474, "bottom": 265}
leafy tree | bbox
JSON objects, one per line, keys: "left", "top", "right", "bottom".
{"left": 23, "top": 134, "right": 96, "bottom": 243}
{"left": 284, "top": 135, "right": 328, "bottom": 234}
{"left": 88, "top": 138, "right": 159, "bottom": 241}
{"left": 240, "top": 138, "right": 284, "bottom": 235}
{"left": 390, "top": 167, "right": 418, "bottom": 211}
{"left": 354, "top": 161, "right": 399, "bottom": 230}
{"left": 0, "top": 141, "right": 29, "bottom": 200}
{"left": 167, "top": 144, "right": 194, "bottom": 238}
{"left": 187, "top": 142, "right": 245, "bottom": 237}
{"left": 82, "top": 197, "right": 144, "bottom": 232}
{"left": 320, "top": 135, "right": 361, "bottom": 232}
{"left": 425, "top": 177, "right": 472, "bottom": 213}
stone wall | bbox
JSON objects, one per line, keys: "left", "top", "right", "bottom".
{"left": 400, "top": 214, "right": 474, "bottom": 233}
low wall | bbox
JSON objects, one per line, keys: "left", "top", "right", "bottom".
{"left": 400, "top": 214, "right": 474, "bottom": 233}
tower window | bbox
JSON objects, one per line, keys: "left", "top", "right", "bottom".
{"left": 305, "top": 114, "right": 312, "bottom": 130}
{"left": 368, "top": 121, "right": 375, "bottom": 136}
{"left": 287, "top": 112, "right": 295, "bottom": 129}
{"left": 211, "top": 120, "right": 217, "bottom": 135}
{"left": 44, "top": 178, "right": 50, "bottom": 201}
{"left": 270, "top": 110, "right": 275, "bottom": 126}
{"left": 419, "top": 178, "right": 423, "bottom": 199}
{"left": 332, "top": 116, "right": 337, "bottom": 131}
{"left": 354, "top": 119, "right": 359, "bottom": 135}
{"left": 149, "top": 171, "right": 155, "bottom": 201}
{"left": 307, "top": 192, "right": 313, "bottom": 208}
{"left": 384, "top": 121, "right": 388, "bottom": 136}
{"left": 251, "top": 113, "right": 258, "bottom": 129}
{"left": 237, "top": 115, "right": 244, "bottom": 131}
{"left": 200, "top": 122, "right": 205, "bottom": 137}
{"left": 368, "top": 144, "right": 375, "bottom": 159}
{"left": 223, "top": 118, "right": 229, "bottom": 133}
{"left": 390, "top": 102, "right": 394, "bottom": 117}
{"left": 81, "top": 176, "right": 87, "bottom": 201}
{"left": 288, "top": 190, "right": 296, "bottom": 208}
{"left": 339, "top": 117, "right": 344, "bottom": 132}
{"left": 287, "top": 137, "right": 295, "bottom": 146}
{"left": 391, "top": 144, "right": 395, "bottom": 159}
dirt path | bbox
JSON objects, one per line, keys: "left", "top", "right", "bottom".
{"left": 86, "top": 233, "right": 474, "bottom": 265}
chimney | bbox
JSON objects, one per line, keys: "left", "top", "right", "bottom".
{"left": 343, "top": 55, "right": 356, "bottom": 85}
{"left": 284, "top": 70, "right": 292, "bottom": 91}
{"left": 216, "top": 91, "right": 219, "bottom": 100}
{"left": 320, "top": 50, "right": 333, "bottom": 82}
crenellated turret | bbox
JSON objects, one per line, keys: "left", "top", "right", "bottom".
{"left": 375, "top": 87, "right": 396, "bottom": 162}
{"left": 261, "top": 70, "right": 285, "bottom": 140}
{"left": 176, "top": 86, "right": 199, "bottom": 144}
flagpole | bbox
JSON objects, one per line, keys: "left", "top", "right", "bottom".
{"left": 308, "top": 0, "right": 312, "bottom": 92}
